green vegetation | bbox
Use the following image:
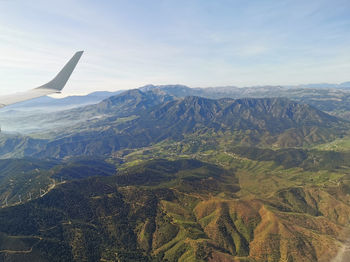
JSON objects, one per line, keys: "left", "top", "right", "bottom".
{"left": 0, "top": 154, "right": 348, "bottom": 261}
{"left": 1, "top": 91, "right": 349, "bottom": 158}
{"left": 0, "top": 89, "right": 350, "bottom": 261}
{"left": 314, "top": 135, "right": 350, "bottom": 151}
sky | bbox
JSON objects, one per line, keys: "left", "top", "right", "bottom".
{"left": 0, "top": 0, "right": 350, "bottom": 95}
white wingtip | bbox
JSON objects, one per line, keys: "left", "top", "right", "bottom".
{"left": 0, "top": 51, "right": 84, "bottom": 108}
{"left": 36, "top": 51, "right": 84, "bottom": 91}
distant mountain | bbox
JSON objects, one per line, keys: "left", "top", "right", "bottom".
{"left": 339, "top": 81, "right": 350, "bottom": 88}
{"left": 4, "top": 82, "right": 350, "bottom": 112}
{"left": 0, "top": 89, "right": 346, "bottom": 159}
{"left": 140, "top": 84, "right": 202, "bottom": 97}
{"left": 139, "top": 83, "right": 350, "bottom": 98}
{"left": 38, "top": 89, "right": 176, "bottom": 134}
{"left": 4, "top": 83, "right": 350, "bottom": 135}
{"left": 145, "top": 96, "right": 340, "bottom": 132}
{"left": 117, "top": 96, "right": 345, "bottom": 148}
{"left": 139, "top": 84, "right": 350, "bottom": 120}
{"left": 93, "top": 88, "right": 175, "bottom": 116}
{"left": 297, "top": 82, "right": 350, "bottom": 89}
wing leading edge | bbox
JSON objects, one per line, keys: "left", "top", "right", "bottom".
{"left": 0, "top": 51, "right": 83, "bottom": 108}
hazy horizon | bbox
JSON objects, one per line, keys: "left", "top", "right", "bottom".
{"left": 0, "top": 0, "right": 350, "bottom": 96}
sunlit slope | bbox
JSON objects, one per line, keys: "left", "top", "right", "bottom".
{"left": 0, "top": 158, "right": 349, "bottom": 261}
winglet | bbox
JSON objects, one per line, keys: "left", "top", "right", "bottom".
{"left": 36, "top": 51, "right": 84, "bottom": 92}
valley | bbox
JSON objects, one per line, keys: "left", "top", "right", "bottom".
{"left": 0, "top": 85, "right": 349, "bottom": 261}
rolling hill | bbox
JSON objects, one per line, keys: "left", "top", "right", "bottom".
{"left": 0, "top": 157, "right": 348, "bottom": 261}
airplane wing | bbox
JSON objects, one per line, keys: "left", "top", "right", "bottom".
{"left": 0, "top": 51, "right": 83, "bottom": 108}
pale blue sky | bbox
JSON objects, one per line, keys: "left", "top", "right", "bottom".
{"left": 0, "top": 0, "right": 350, "bottom": 95}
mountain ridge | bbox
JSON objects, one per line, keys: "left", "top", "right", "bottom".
{"left": 0, "top": 90, "right": 346, "bottom": 159}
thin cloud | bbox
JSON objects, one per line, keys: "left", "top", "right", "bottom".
{"left": 0, "top": 0, "right": 350, "bottom": 95}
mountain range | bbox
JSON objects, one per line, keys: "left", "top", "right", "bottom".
{"left": 0, "top": 85, "right": 350, "bottom": 261}
{"left": 0, "top": 88, "right": 347, "bottom": 159}
{"left": 3, "top": 83, "right": 350, "bottom": 134}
